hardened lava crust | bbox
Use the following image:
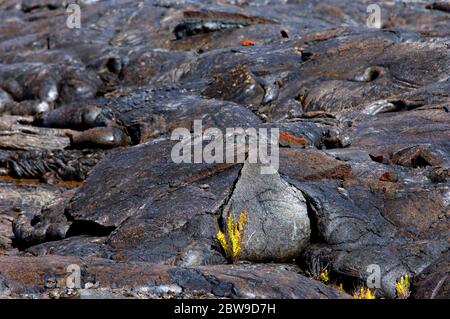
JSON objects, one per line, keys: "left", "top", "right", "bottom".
{"left": 0, "top": 0, "right": 448, "bottom": 299}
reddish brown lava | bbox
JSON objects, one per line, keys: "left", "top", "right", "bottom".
{"left": 379, "top": 172, "right": 398, "bottom": 183}
{"left": 0, "top": 175, "right": 83, "bottom": 187}
{"left": 241, "top": 40, "right": 255, "bottom": 46}
{"left": 279, "top": 131, "right": 309, "bottom": 147}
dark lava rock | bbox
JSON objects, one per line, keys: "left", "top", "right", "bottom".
{"left": 37, "top": 104, "right": 108, "bottom": 130}
{"left": 0, "top": 0, "right": 448, "bottom": 300}
{"left": 64, "top": 139, "right": 242, "bottom": 265}
{"left": 221, "top": 162, "right": 310, "bottom": 262}
{"left": 25, "top": 236, "right": 112, "bottom": 259}
{"left": 292, "top": 177, "right": 448, "bottom": 298}
{"left": 13, "top": 188, "right": 75, "bottom": 248}
{"left": 0, "top": 214, "right": 14, "bottom": 253}
{"left": 0, "top": 177, "right": 66, "bottom": 216}
{"left": 0, "top": 115, "right": 72, "bottom": 151}
{"left": 69, "top": 127, "right": 131, "bottom": 149}
{"left": 0, "top": 255, "right": 350, "bottom": 299}
{"left": 279, "top": 148, "right": 351, "bottom": 181}
{"left": 3, "top": 149, "right": 105, "bottom": 180}
{"left": 412, "top": 253, "right": 450, "bottom": 299}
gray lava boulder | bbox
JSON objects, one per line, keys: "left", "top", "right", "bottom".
{"left": 222, "top": 162, "right": 310, "bottom": 262}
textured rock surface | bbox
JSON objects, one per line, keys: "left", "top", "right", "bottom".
{"left": 0, "top": 0, "right": 448, "bottom": 299}
{"left": 222, "top": 162, "right": 310, "bottom": 262}
{"left": 0, "top": 255, "right": 350, "bottom": 299}
{"left": 412, "top": 253, "right": 450, "bottom": 299}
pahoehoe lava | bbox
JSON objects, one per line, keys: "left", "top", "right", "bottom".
{"left": 0, "top": 0, "right": 448, "bottom": 300}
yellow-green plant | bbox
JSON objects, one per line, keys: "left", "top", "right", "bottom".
{"left": 308, "top": 258, "right": 329, "bottom": 282}
{"left": 395, "top": 274, "right": 410, "bottom": 299}
{"left": 320, "top": 269, "right": 330, "bottom": 285}
{"left": 216, "top": 210, "right": 247, "bottom": 263}
{"left": 353, "top": 287, "right": 376, "bottom": 299}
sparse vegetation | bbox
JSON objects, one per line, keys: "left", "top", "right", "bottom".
{"left": 217, "top": 210, "right": 247, "bottom": 263}
{"left": 308, "top": 257, "right": 329, "bottom": 281}
{"left": 307, "top": 259, "right": 346, "bottom": 293}
{"left": 320, "top": 269, "right": 330, "bottom": 285}
{"left": 353, "top": 287, "right": 376, "bottom": 299}
{"left": 395, "top": 274, "right": 410, "bottom": 299}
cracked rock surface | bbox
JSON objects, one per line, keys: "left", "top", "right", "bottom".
{"left": 222, "top": 162, "right": 310, "bottom": 262}
{"left": 0, "top": 0, "right": 448, "bottom": 299}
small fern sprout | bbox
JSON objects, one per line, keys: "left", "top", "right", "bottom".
{"left": 308, "top": 257, "right": 329, "bottom": 282}
{"left": 216, "top": 209, "right": 248, "bottom": 263}
{"left": 395, "top": 274, "right": 411, "bottom": 299}
{"left": 320, "top": 268, "right": 330, "bottom": 285}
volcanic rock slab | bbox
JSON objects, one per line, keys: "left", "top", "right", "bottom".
{"left": 0, "top": 255, "right": 350, "bottom": 299}
{"left": 221, "top": 162, "right": 310, "bottom": 262}
{"left": 0, "top": 0, "right": 448, "bottom": 300}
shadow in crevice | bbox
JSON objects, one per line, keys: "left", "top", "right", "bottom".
{"left": 65, "top": 220, "right": 116, "bottom": 238}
